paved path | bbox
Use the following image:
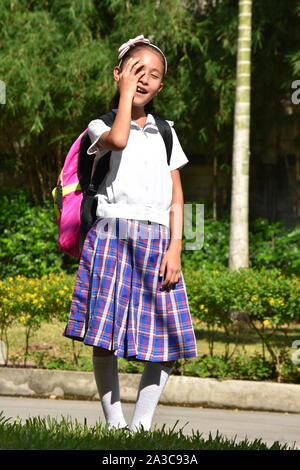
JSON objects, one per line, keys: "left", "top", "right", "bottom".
{"left": 0, "top": 396, "right": 299, "bottom": 449}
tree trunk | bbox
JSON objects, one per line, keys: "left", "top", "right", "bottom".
{"left": 229, "top": 0, "right": 252, "bottom": 270}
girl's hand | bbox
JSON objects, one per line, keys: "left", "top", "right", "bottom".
{"left": 159, "top": 247, "right": 182, "bottom": 291}
{"left": 118, "top": 57, "right": 146, "bottom": 99}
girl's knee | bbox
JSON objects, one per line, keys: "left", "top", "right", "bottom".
{"left": 93, "top": 346, "right": 114, "bottom": 357}
{"left": 159, "top": 360, "right": 175, "bottom": 368}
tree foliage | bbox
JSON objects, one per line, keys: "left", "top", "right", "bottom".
{"left": 0, "top": 0, "right": 299, "bottom": 203}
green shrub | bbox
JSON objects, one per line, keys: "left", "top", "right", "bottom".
{"left": 1, "top": 269, "right": 300, "bottom": 382}
{"left": 184, "top": 266, "right": 300, "bottom": 381}
{"left": 249, "top": 218, "right": 300, "bottom": 276}
{"left": 0, "top": 272, "right": 75, "bottom": 365}
{"left": 184, "top": 352, "right": 276, "bottom": 381}
{"left": 181, "top": 205, "right": 300, "bottom": 277}
{"left": 1, "top": 190, "right": 299, "bottom": 278}
{"left": 0, "top": 187, "right": 78, "bottom": 278}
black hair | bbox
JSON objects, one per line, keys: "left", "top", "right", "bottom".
{"left": 108, "top": 43, "right": 165, "bottom": 115}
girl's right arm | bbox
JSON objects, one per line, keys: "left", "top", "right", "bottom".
{"left": 97, "top": 57, "right": 145, "bottom": 151}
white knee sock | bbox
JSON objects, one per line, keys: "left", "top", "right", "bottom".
{"left": 92, "top": 354, "right": 127, "bottom": 430}
{"left": 129, "top": 361, "right": 173, "bottom": 433}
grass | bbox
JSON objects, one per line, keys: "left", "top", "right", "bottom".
{"left": 0, "top": 411, "right": 297, "bottom": 450}
{"left": 2, "top": 322, "right": 299, "bottom": 451}
{"left": 4, "top": 318, "right": 300, "bottom": 377}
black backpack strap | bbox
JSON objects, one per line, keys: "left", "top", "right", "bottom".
{"left": 78, "top": 111, "right": 117, "bottom": 254}
{"left": 152, "top": 114, "right": 173, "bottom": 166}
{"left": 77, "top": 132, "right": 96, "bottom": 193}
{"left": 77, "top": 111, "right": 117, "bottom": 192}
{"left": 89, "top": 111, "right": 117, "bottom": 191}
{"left": 99, "top": 110, "right": 117, "bottom": 127}
{"left": 87, "top": 111, "right": 173, "bottom": 169}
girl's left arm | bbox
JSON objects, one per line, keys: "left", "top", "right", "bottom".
{"left": 169, "top": 169, "right": 184, "bottom": 251}
{"left": 159, "top": 169, "right": 184, "bottom": 288}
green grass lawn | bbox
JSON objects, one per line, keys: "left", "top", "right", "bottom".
{"left": 0, "top": 411, "right": 296, "bottom": 450}
{"left": 1, "top": 322, "right": 299, "bottom": 451}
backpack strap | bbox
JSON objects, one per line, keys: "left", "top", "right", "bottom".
{"left": 89, "top": 111, "right": 116, "bottom": 187}
{"left": 98, "top": 111, "right": 173, "bottom": 166}
{"left": 88, "top": 111, "right": 117, "bottom": 192}
{"left": 151, "top": 114, "right": 173, "bottom": 166}
{"left": 99, "top": 110, "right": 117, "bottom": 127}
{"left": 77, "top": 111, "right": 116, "bottom": 194}
{"left": 83, "top": 111, "right": 174, "bottom": 194}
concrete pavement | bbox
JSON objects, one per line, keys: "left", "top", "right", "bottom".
{"left": 1, "top": 368, "right": 300, "bottom": 413}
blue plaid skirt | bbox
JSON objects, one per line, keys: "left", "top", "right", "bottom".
{"left": 63, "top": 217, "right": 198, "bottom": 362}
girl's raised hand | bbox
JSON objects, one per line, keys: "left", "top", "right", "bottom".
{"left": 118, "top": 57, "right": 146, "bottom": 99}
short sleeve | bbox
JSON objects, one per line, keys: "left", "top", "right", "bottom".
{"left": 168, "top": 126, "right": 189, "bottom": 171}
{"left": 87, "top": 119, "right": 111, "bottom": 156}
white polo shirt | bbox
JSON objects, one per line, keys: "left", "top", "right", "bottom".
{"left": 87, "top": 108, "right": 189, "bottom": 229}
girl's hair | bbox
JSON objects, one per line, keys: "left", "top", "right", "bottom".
{"left": 109, "top": 43, "right": 165, "bottom": 115}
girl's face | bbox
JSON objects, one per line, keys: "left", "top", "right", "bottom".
{"left": 116, "top": 48, "right": 164, "bottom": 107}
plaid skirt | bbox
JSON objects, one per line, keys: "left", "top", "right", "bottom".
{"left": 63, "top": 217, "right": 198, "bottom": 362}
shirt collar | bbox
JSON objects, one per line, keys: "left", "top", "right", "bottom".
{"left": 112, "top": 108, "right": 157, "bottom": 130}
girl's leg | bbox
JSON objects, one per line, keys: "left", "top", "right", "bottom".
{"left": 128, "top": 359, "right": 175, "bottom": 433}
{"left": 93, "top": 346, "right": 114, "bottom": 356}
{"left": 92, "top": 346, "right": 127, "bottom": 430}
{"left": 159, "top": 360, "right": 175, "bottom": 368}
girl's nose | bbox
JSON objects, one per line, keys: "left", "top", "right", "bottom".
{"left": 139, "top": 76, "right": 148, "bottom": 83}
{"left": 137, "top": 70, "right": 148, "bottom": 82}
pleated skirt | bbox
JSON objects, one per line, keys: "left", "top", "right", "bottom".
{"left": 63, "top": 217, "right": 198, "bottom": 362}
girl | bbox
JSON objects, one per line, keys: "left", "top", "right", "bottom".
{"left": 63, "top": 35, "right": 198, "bottom": 434}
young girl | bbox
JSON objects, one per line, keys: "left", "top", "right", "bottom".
{"left": 63, "top": 34, "right": 198, "bottom": 434}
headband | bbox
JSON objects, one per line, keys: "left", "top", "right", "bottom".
{"left": 118, "top": 34, "right": 167, "bottom": 75}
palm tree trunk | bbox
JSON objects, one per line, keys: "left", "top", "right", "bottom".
{"left": 229, "top": 0, "right": 253, "bottom": 270}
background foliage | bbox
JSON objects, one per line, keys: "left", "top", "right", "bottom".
{"left": 0, "top": 188, "right": 299, "bottom": 279}
{"left": 1, "top": 0, "right": 299, "bottom": 203}
{"left": 1, "top": 1, "right": 300, "bottom": 383}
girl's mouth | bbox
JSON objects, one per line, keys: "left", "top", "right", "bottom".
{"left": 136, "top": 87, "right": 148, "bottom": 95}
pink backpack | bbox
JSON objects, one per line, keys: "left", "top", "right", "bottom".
{"left": 52, "top": 111, "right": 117, "bottom": 259}
{"left": 52, "top": 111, "right": 173, "bottom": 258}
{"left": 52, "top": 131, "right": 86, "bottom": 259}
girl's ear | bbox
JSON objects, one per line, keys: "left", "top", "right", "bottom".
{"left": 113, "top": 66, "right": 121, "bottom": 82}
{"left": 158, "top": 82, "right": 164, "bottom": 92}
